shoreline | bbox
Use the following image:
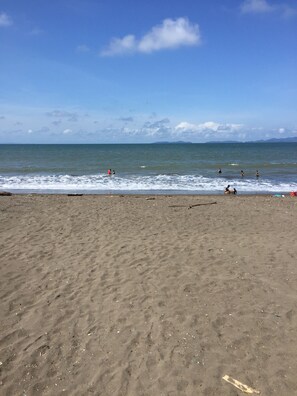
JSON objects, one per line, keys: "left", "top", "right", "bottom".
{"left": 0, "top": 191, "right": 292, "bottom": 197}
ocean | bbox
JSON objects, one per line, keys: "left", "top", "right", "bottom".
{"left": 0, "top": 143, "right": 297, "bottom": 194}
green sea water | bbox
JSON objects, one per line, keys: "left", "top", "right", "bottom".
{"left": 0, "top": 143, "right": 296, "bottom": 194}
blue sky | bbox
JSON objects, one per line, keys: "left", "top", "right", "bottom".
{"left": 0, "top": 0, "right": 296, "bottom": 143}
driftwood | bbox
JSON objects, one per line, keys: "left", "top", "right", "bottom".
{"left": 222, "top": 375, "right": 260, "bottom": 394}
{"left": 0, "top": 191, "right": 12, "bottom": 196}
{"left": 169, "top": 201, "right": 217, "bottom": 209}
{"left": 67, "top": 194, "right": 83, "bottom": 196}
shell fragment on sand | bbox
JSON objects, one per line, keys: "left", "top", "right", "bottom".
{"left": 222, "top": 375, "right": 260, "bottom": 394}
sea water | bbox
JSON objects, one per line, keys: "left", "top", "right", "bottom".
{"left": 0, "top": 143, "right": 297, "bottom": 194}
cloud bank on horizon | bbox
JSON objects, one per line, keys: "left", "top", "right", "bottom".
{"left": 1, "top": 105, "right": 296, "bottom": 143}
{"left": 0, "top": 0, "right": 296, "bottom": 143}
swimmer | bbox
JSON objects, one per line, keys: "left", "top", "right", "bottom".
{"left": 224, "top": 185, "right": 231, "bottom": 194}
{"left": 256, "top": 170, "right": 260, "bottom": 178}
{"left": 240, "top": 170, "right": 244, "bottom": 177}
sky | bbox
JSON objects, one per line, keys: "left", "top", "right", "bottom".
{"left": 0, "top": 0, "right": 296, "bottom": 143}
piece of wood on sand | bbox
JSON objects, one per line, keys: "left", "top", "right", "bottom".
{"left": 222, "top": 375, "right": 260, "bottom": 394}
{"left": 169, "top": 202, "right": 217, "bottom": 209}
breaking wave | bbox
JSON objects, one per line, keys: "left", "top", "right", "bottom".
{"left": 1, "top": 174, "right": 296, "bottom": 194}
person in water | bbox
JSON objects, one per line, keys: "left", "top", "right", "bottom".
{"left": 218, "top": 168, "right": 222, "bottom": 174}
{"left": 225, "top": 185, "right": 231, "bottom": 194}
{"left": 256, "top": 170, "right": 260, "bottom": 178}
{"left": 107, "top": 169, "right": 112, "bottom": 175}
{"left": 225, "top": 185, "right": 237, "bottom": 195}
{"left": 112, "top": 170, "right": 115, "bottom": 175}
{"left": 240, "top": 170, "right": 244, "bottom": 177}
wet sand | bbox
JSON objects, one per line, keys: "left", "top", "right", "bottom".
{"left": 0, "top": 194, "right": 297, "bottom": 395}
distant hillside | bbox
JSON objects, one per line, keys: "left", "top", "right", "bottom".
{"left": 205, "top": 140, "right": 239, "bottom": 144}
{"left": 152, "top": 141, "right": 192, "bottom": 144}
{"left": 206, "top": 136, "right": 297, "bottom": 144}
{"left": 253, "top": 136, "right": 297, "bottom": 143}
{"left": 152, "top": 136, "right": 297, "bottom": 144}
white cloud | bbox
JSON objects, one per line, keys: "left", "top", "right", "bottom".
{"left": 46, "top": 110, "right": 78, "bottom": 122}
{"left": 241, "top": 0, "right": 297, "bottom": 16}
{"left": 118, "top": 117, "right": 134, "bottom": 122}
{"left": 281, "top": 4, "right": 297, "bottom": 18}
{"left": 175, "top": 121, "right": 198, "bottom": 131}
{"left": 29, "top": 28, "right": 44, "bottom": 36}
{"left": 101, "top": 18, "right": 201, "bottom": 56}
{"left": 120, "top": 119, "right": 171, "bottom": 139}
{"left": 138, "top": 18, "right": 200, "bottom": 53}
{"left": 276, "top": 127, "right": 295, "bottom": 134}
{"left": 172, "top": 121, "right": 247, "bottom": 142}
{"left": 27, "top": 129, "right": 33, "bottom": 134}
{"left": 102, "top": 35, "right": 136, "bottom": 56}
{"left": 241, "top": 0, "right": 274, "bottom": 13}
{"left": 120, "top": 119, "right": 246, "bottom": 141}
{"left": 76, "top": 44, "right": 90, "bottom": 53}
{"left": 63, "top": 129, "right": 72, "bottom": 134}
{"left": 0, "top": 12, "right": 12, "bottom": 27}
{"left": 175, "top": 121, "right": 244, "bottom": 134}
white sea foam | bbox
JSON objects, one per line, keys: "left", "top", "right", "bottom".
{"left": 1, "top": 174, "right": 297, "bottom": 194}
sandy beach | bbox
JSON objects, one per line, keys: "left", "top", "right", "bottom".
{"left": 0, "top": 194, "right": 297, "bottom": 396}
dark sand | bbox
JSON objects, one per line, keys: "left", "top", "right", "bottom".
{"left": 0, "top": 194, "right": 297, "bottom": 395}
